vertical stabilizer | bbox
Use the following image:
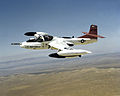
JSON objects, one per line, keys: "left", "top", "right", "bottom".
{"left": 89, "top": 25, "right": 97, "bottom": 35}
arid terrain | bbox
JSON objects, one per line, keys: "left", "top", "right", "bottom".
{"left": 0, "top": 53, "right": 120, "bottom": 96}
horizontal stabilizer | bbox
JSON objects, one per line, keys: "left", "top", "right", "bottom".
{"left": 82, "top": 32, "right": 105, "bottom": 38}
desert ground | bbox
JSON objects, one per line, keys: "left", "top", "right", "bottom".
{"left": 0, "top": 53, "right": 120, "bottom": 96}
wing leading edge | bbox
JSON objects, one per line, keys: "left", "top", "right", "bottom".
{"left": 49, "top": 39, "right": 70, "bottom": 50}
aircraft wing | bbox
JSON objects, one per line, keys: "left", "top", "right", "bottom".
{"left": 49, "top": 39, "right": 92, "bottom": 58}
{"left": 49, "top": 40, "right": 70, "bottom": 50}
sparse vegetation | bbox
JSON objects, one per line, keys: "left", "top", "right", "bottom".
{"left": 0, "top": 68, "right": 120, "bottom": 96}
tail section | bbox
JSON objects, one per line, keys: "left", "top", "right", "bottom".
{"left": 78, "top": 25, "right": 105, "bottom": 39}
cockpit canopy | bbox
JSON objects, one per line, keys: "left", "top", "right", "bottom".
{"left": 26, "top": 35, "right": 53, "bottom": 42}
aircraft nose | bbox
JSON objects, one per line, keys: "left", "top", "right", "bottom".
{"left": 20, "top": 43, "right": 25, "bottom": 48}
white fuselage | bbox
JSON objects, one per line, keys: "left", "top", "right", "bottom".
{"left": 20, "top": 36, "right": 97, "bottom": 50}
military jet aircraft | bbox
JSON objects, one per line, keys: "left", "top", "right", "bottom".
{"left": 11, "top": 25, "right": 105, "bottom": 58}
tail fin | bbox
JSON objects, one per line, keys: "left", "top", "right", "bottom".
{"left": 89, "top": 25, "right": 97, "bottom": 35}
{"left": 78, "top": 25, "right": 105, "bottom": 39}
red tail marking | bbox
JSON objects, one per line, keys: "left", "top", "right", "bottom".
{"left": 82, "top": 32, "right": 105, "bottom": 38}
{"left": 78, "top": 25, "right": 105, "bottom": 39}
{"left": 89, "top": 25, "right": 97, "bottom": 35}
